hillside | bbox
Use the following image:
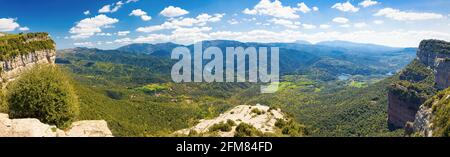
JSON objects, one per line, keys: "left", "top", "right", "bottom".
{"left": 56, "top": 40, "right": 415, "bottom": 136}
{"left": 384, "top": 39, "right": 450, "bottom": 136}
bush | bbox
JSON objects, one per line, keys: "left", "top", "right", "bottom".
{"left": 209, "top": 121, "right": 233, "bottom": 132}
{"left": 0, "top": 89, "right": 6, "bottom": 112}
{"left": 7, "top": 64, "right": 79, "bottom": 129}
{"left": 234, "top": 123, "right": 262, "bottom": 137}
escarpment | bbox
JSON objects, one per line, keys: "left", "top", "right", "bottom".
{"left": 0, "top": 32, "right": 56, "bottom": 88}
{"left": 387, "top": 39, "right": 450, "bottom": 136}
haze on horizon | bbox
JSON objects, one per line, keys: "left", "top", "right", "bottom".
{"left": 1, "top": 0, "right": 450, "bottom": 49}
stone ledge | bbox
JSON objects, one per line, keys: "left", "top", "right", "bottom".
{"left": 0, "top": 113, "right": 113, "bottom": 137}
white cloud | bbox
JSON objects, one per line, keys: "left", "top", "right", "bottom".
{"left": 98, "top": 1, "right": 128, "bottom": 13}
{"left": 340, "top": 24, "right": 351, "bottom": 28}
{"left": 353, "top": 22, "right": 368, "bottom": 28}
{"left": 84, "top": 10, "right": 90, "bottom": 15}
{"left": 296, "top": 2, "right": 311, "bottom": 13}
{"left": 98, "top": 5, "right": 112, "bottom": 13}
{"left": 243, "top": 0, "right": 300, "bottom": 19}
{"left": 332, "top": 1, "right": 359, "bottom": 13}
{"left": 69, "top": 14, "right": 119, "bottom": 39}
{"left": 19, "top": 27, "right": 30, "bottom": 31}
{"left": 319, "top": 24, "right": 331, "bottom": 29}
{"left": 268, "top": 18, "right": 300, "bottom": 29}
{"left": 359, "top": 0, "right": 379, "bottom": 8}
{"left": 117, "top": 31, "right": 130, "bottom": 36}
{"left": 160, "top": 6, "right": 189, "bottom": 18}
{"left": 137, "top": 13, "right": 224, "bottom": 33}
{"left": 227, "top": 19, "right": 239, "bottom": 25}
{"left": 112, "top": 28, "right": 450, "bottom": 48}
{"left": 312, "top": 7, "right": 319, "bottom": 12}
{"left": 96, "top": 32, "right": 112, "bottom": 36}
{"left": 373, "top": 20, "right": 384, "bottom": 24}
{"left": 129, "top": 9, "right": 152, "bottom": 21}
{"left": 302, "top": 24, "right": 316, "bottom": 29}
{"left": 0, "top": 18, "right": 20, "bottom": 32}
{"left": 114, "top": 37, "right": 132, "bottom": 44}
{"left": 74, "top": 42, "right": 93, "bottom": 47}
{"left": 332, "top": 17, "right": 349, "bottom": 24}
{"left": 374, "top": 8, "right": 444, "bottom": 21}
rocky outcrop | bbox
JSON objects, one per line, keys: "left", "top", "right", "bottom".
{"left": 417, "top": 40, "right": 450, "bottom": 89}
{"left": 175, "top": 104, "right": 285, "bottom": 137}
{"left": 0, "top": 113, "right": 113, "bottom": 137}
{"left": 435, "top": 59, "right": 450, "bottom": 90}
{"left": 412, "top": 105, "right": 433, "bottom": 137}
{"left": 388, "top": 40, "right": 449, "bottom": 129}
{"left": 0, "top": 49, "right": 56, "bottom": 87}
{"left": 387, "top": 86, "right": 423, "bottom": 128}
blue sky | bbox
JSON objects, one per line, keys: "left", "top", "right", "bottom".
{"left": 1, "top": 0, "right": 450, "bottom": 49}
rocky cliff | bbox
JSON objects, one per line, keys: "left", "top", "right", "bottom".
{"left": 0, "top": 33, "right": 56, "bottom": 88}
{"left": 388, "top": 40, "right": 450, "bottom": 129}
{"left": 387, "top": 39, "right": 450, "bottom": 136}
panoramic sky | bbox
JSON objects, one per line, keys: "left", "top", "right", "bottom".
{"left": 1, "top": 0, "right": 450, "bottom": 49}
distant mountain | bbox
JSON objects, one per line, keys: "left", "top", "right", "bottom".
{"left": 116, "top": 42, "right": 181, "bottom": 56}
{"left": 316, "top": 40, "right": 402, "bottom": 54}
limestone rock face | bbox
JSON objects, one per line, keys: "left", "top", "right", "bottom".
{"left": 413, "top": 105, "right": 433, "bottom": 137}
{"left": 0, "top": 49, "right": 56, "bottom": 87}
{"left": 0, "top": 113, "right": 113, "bottom": 137}
{"left": 435, "top": 60, "right": 450, "bottom": 90}
{"left": 387, "top": 86, "right": 424, "bottom": 128}
{"left": 416, "top": 40, "right": 450, "bottom": 89}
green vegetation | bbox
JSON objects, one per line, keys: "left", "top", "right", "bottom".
{"left": 55, "top": 41, "right": 417, "bottom": 137}
{"left": 0, "top": 32, "right": 55, "bottom": 61}
{"left": 275, "top": 118, "right": 307, "bottom": 136}
{"left": 0, "top": 89, "right": 6, "bottom": 113}
{"left": 234, "top": 123, "right": 263, "bottom": 137}
{"left": 389, "top": 60, "right": 436, "bottom": 103}
{"left": 209, "top": 121, "right": 234, "bottom": 132}
{"left": 7, "top": 64, "right": 79, "bottom": 129}
{"left": 251, "top": 108, "right": 264, "bottom": 115}
{"left": 425, "top": 88, "right": 450, "bottom": 137}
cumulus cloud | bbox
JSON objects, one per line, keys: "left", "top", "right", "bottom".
{"left": 0, "top": 18, "right": 20, "bottom": 32}
{"left": 227, "top": 19, "right": 239, "bottom": 25}
{"left": 268, "top": 18, "right": 300, "bottom": 29}
{"left": 137, "top": 13, "right": 224, "bottom": 33}
{"left": 98, "top": 1, "right": 124, "bottom": 14}
{"left": 353, "top": 22, "right": 368, "bottom": 28}
{"left": 332, "top": 1, "right": 359, "bottom": 13}
{"left": 84, "top": 10, "right": 90, "bottom": 15}
{"left": 69, "top": 14, "right": 119, "bottom": 39}
{"left": 74, "top": 42, "right": 93, "bottom": 47}
{"left": 243, "top": 0, "right": 300, "bottom": 19}
{"left": 129, "top": 9, "right": 152, "bottom": 21}
{"left": 160, "top": 6, "right": 189, "bottom": 18}
{"left": 374, "top": 8, "right": 444, "bottom": 21}
{"left": 302, "top": 24, "right": 316, "bottom": 29}
{"left": 296, "top": 2, "right": 311, "bottom": 13}
{"left": 98, "top": 0, "right": 137, "bottom": 14}
{"left": 373, "top": 20, "right": 384, "bottom": 24}
{"left": 117, "top": 31, "right": 130, "bottom": 36}
{"left": 19, "top": 27, "right": 30, "bottom": 31}
{"left": 319, "top": 24, "right": 331, "bottom": 29}
{"left": 359, "top": 0, "right": 379, "bottom": 8}
{"left": 332, "top": 17, "right": 349, "bottom": 24}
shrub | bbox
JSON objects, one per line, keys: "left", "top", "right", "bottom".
{"left": 0, "top": 89, "right": 6, "bottom": 112}
{"left": 234, "top": 123, "right": 263, "bottom": 137}
{"left": 7, "top": 64, "right": 79, "bottom": 129}
{"left": 209, "top": 121, "right": 233, "bottom": 132}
